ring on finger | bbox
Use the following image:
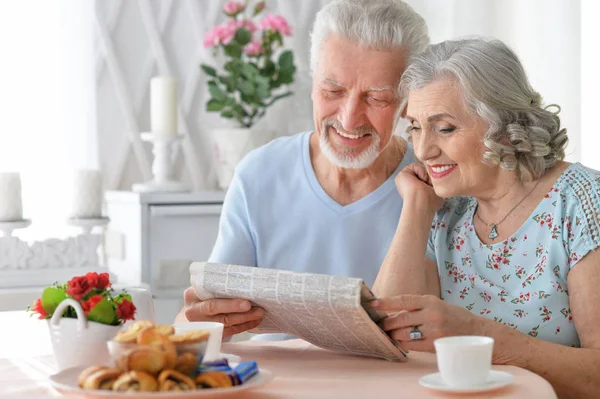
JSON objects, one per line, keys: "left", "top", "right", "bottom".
{"left": 409, "top": 326, "right": 423, "bottom": 340}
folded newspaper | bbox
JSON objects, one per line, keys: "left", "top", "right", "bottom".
{"left": 190, "top": 261, "right": 408, "bottom": 361}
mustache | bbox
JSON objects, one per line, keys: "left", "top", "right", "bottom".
{"left": 322, "top": 119, "right": 377, "bottom": 136}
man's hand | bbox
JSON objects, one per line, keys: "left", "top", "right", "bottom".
{"left": 179, "top": 287, "right": 264, "bottom": 338}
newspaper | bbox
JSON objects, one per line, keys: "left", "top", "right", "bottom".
{"left": 190, "top": 261, "right": 407, "bottom": 361}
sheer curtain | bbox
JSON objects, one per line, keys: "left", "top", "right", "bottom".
{"left": 0, "top": 1, "right": 96, "bottom": 240}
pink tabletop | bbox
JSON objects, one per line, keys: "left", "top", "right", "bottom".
{"left": 222, "top": 339, "right": 556, "bottom": 399}
{"left": 0, "top": 336, "right": 556, "bottom": 398}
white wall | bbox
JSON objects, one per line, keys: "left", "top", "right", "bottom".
{"left": 581, "top": 0, "right": 600, "bottom": 171}
{"left": 95, "top": 0, "right": 583, "bottom": 192}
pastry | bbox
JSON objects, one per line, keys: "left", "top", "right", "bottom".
{"left": 137, "top": 327, "right": 177, "bottom": 369}
{"left": 169, "top": 329, "right": 210, "bottom": 344}
{"left": 82, "top": 368, "right": 122, "bottom": 390}
{"left": 112, "top": 370, "right": 158, "bottom": 392}
{"left": 174, "top": 352, "right": 198, "bottom": 376}
{"left": 154, "top": 324, "right": 175, "bottom": 336}
{"left": 78, "top": 365, "right": 108, "bottom": 387}
{"left": 113, "top": 320, "right": 153, "bottom": 343}
{"left": 195, "top": 371, "right": 234, "bottom": 388}
{"left": 157, "top": 369, "right": 196, "bottom": 391}
{"left": 118, "top": 347, "right": 166, "bottom": 376}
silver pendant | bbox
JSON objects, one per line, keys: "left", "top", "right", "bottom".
{"left": 488, "top": 224, "right": 499, "bottom": 240}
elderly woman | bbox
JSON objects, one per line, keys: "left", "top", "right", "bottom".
{"left": 371, "top": 38, "right": 600, "bottom": 399}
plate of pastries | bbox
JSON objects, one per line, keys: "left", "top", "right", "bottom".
{"left": 49, "top": 321, "right": 273, "bottom": 398}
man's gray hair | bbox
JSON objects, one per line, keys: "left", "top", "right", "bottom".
{"left": 400, "top": 38, "right": 568, "bottom": 181}
{"left": 309, "top": 0, "right": 429, "bottom": 74}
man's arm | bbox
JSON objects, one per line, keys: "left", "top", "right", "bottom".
{"left": 209, "top": 171, "right": 257, "bottom": 266}
{"left": 175, "top": 170, "right": 262, "bottom": 333}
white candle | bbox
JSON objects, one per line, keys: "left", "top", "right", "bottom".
{"left": 0, "top": 172, "right": 23, "bottom": 221}
{"left": 150, "top": 76, "right": 178, "bottom": 135}
{"left": 70, "top": 169, "right": 103, "bottom": 219}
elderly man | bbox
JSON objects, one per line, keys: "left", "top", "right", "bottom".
{"left": 177, "top": 0, "right": 429, "bottom": 336}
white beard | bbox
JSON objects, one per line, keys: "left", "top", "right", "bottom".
{"left": 319, "top": 120, "right": 381, "bottom": 169}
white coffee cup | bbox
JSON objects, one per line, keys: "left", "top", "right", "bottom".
{"left": 434, "top": 336, "right": 494, "bottom": 387}
{"left": 173, "top": 322, "right": 224, "bottom": 361}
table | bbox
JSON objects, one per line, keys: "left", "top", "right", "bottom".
{"left": 0, "top": 312, "right": 557, "bottom": 398}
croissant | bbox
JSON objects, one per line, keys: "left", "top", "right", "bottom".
{"left": 78, "top": 365, "right": 108, "bottom": 388}
{"left": 118, "top": 347, "right": 166, "bottom": 376}
{"left": 112, "top": 370, "right": 158, "bottom": 392}
{"left": 82, "top": 368, "right": 122, "bottom": 391}
{"left": 157, "top": 369, "right": 196, "bottom": 391}
{"left": 137, "top": 327, "right": 177, "bottom": 369}
{"left": 195, "top": 371, "right": 234, "bottom": 388}
{"left": 174, "top": 353, "right": 198, "bottom": 376}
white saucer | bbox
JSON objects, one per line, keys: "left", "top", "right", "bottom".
{"left": 419, "top": 370, "right": 514, "bottom": 393}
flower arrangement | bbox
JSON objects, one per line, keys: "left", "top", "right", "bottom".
{"left": 201, "top": 0, "right": 296, "bottom": 128}
{"left": 27, "top": 272, "right": 136, "bottom": 325}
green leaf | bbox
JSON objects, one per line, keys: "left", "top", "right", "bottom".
{"left": 223, "top": 43, "right": 242, "bottom": 58}
{"left": 233, "top": 104, "right": 248, "bottom": 117}
{"left": 238, "top": 80, "right": 255, "bottom": 96}
{"left": 241, "top": 63, "right": 259, "bottom": 79}
{"left": 208, "top": 81, "right": 227, "bottom": 102}
{"left": 278, "top": 68, "right": 295, "bottom": 84}
{"left": 218, "top": 76, "right": 236, "bottom": 92}
{"left": 278, "top": 50, "right": 294, "bottom": 70}
{"left": 200, "top": 65, "right": 217, "bottom": 77}
{"left": 87, "top": 298, "right": 118, "bottom": 325}
{"left": 41, "top": 287, "right": 67, "bottom": 316}
{"left": 261, "top": 60, "right": 276, "bottom": 77}
{"left": 221, "top": 110, "right": 235, "bottom": 118}
{"left": 206, "top": 99, "right": 225, "bottom": 112}
{"left": 225, "top": 60, "right": 244, "bottom": 74}
{"left": 256, "top": 84, "right": 270, "bottom": 99}
{"left": 234, "top": 28, "right": 252, "bottom": 46}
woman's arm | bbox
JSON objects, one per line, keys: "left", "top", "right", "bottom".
{"left": 372, "top": 195, "right": 440, "bottom": 297}
{"left": 374, "top": 249, "right": 600, "bottom": 399}
{"left": 493, "top": 248, "right": 600, "bottom": 399}
{"left": 372, "top": 163, "right": 443, "bottom": 297}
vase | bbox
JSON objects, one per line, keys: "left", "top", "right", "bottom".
{"left": 47, "top": 298, "right": 121, "bottom": 371}
{"left": 211, "top": 127, "right": 254, "bottom": 190}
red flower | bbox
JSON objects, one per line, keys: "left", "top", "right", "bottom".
{"left": 32, "top": 298, "right": 47, "bottom": 320}
{"left": 66, "top": 276, "right": 93, "bottom": 300}
{"left": 86, "top": 272, "right": 111, "bottom": 290}
{"left": 116, "top": 298, "right": 136, "bottom": 322}
{"left": 81, "top": 295, "right": 104, "bottom": 315}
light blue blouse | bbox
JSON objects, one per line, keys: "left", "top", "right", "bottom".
{"left": 427, "top": 163, "right": 600, "bottom": 346}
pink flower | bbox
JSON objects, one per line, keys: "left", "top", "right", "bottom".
{"left": 203, "top": 24, "right": 237, "bottom": 48}
{"left": 244, "top": 41, "right": 263, "bottom": 56}
{"left": 223, "top": 1, "right": 245, "bottom": 16}
{"left": 229, "top": 19, "right": 257, "bottom": 33}
{"left": 259, "top": 13, "right": 292, "bottom": 36}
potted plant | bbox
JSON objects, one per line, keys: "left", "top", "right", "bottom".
{"left": 201, "top": 0, "right": 296, "bottom": 189}
{"left": 28, "top": 272, "right": 136, "bottom": 370}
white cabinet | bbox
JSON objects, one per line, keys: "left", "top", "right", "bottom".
{"left": 105, "top": 191, "right": 225, "bottom": 324}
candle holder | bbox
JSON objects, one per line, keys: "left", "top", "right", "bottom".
{"left": 132, "top": 133, "right": 189, "bottom": 193}
{"left": 0, "top": 219, "right": 31, "bottom": 237}
{"left": 66, "top": 217, "right": 110, "bottom": 235}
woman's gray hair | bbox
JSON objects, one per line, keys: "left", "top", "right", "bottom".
{"left": 400, "top": 38, "right": 568, "bottom": 181}
{"left": 309, "top": 0, "right": 429, "bottom": 74}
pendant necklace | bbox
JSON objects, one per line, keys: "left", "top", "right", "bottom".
{"left": 475, "top": 178, "right": 543, "bottom": 240}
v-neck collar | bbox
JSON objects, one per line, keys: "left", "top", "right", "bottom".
{"left": 302, "top": 132, "right": 414, "bottom": 215}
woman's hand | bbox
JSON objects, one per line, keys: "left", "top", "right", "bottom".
{"left": 395, "top": 163, "right": 444, "bottom": 212}
{"left": 371, "top": 295, "right": 497, "bottom": 353}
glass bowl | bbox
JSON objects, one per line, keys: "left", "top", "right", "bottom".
{"left": 107, "top": 338, "right": 208, "bottom": 367}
